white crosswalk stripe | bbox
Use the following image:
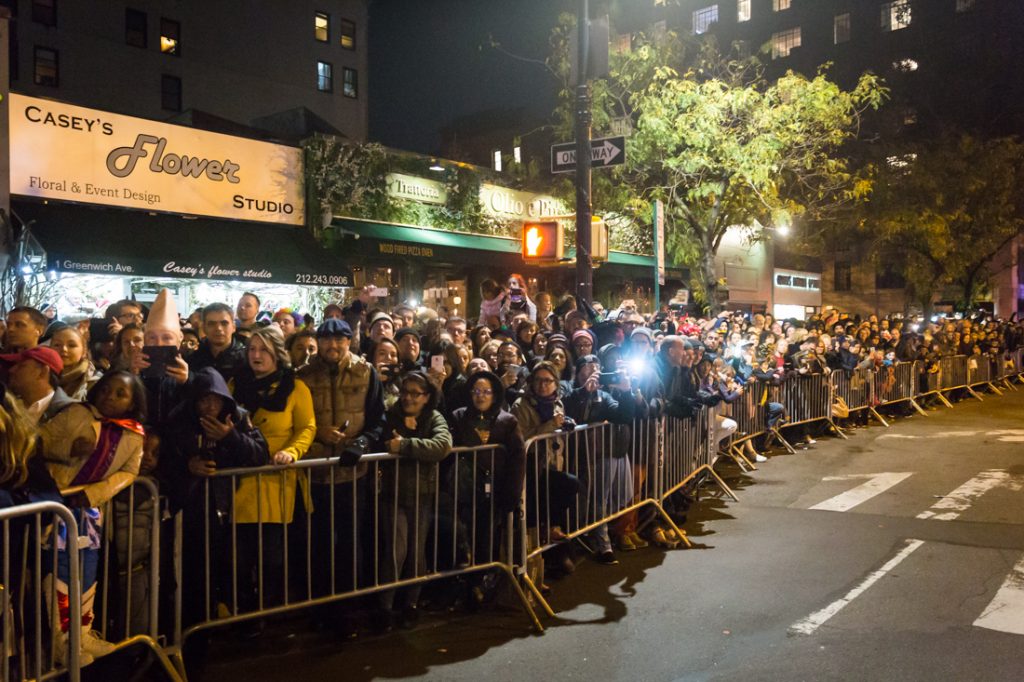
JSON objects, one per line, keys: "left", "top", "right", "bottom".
{"left": 974, "top": 554, "right": 1024, "bottom": 635}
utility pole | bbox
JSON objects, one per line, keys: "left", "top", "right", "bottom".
{"left": 574, "top": 0, "right": 593, "bottom": 305}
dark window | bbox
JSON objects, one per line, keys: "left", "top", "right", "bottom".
{"left": 340, "top": 19, "right": 355, "bottom": 49}
{"left": 160, "top": 18, "right": 180, "bottom": 55}
{"left": 314, "top": 12, "right": 329, "bottom": 42}
{"left": 792, "top": 276, "right": 808, "bottom": 288}
{"left": 161, "top": 74, "right": 182, "bottom": 111}
{"left": 775, "top": 274, "right": 792, "bottom": 287}
{"left": 126, "top": 9, "right": 147, "bottom": 48}
{"left": 316, "top": 61, "right": 332, "bottom": 92}
{"left": 342, "top": 67, "right": 357, "bottom": 98}
{"left": 33, "top": 46, "right": 58, "bottom": 86}
{"left": 31, "top": 0, "right": 55, "bottom": 26}
{"left": 875, "top": 265, "right": 906, "bottom": 290}
{"left": 834, "top": 261, "right": 852, "bottom": 292}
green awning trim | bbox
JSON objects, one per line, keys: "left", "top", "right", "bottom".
{"left": 330, "top": 216, "right": 658, "bottom": 268}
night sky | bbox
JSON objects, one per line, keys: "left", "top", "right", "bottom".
{"left": 369, "top": 0, "right": 572, "bottom": 154}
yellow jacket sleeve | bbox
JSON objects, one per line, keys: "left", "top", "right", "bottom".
{"left": 280, "top": 379, "right": 316, "bottom": 461}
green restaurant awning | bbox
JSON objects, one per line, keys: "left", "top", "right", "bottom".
{"left": 15, "top": 201, "right": 352, "bottom": 286}
{"left": 330, "top": 217, "right": 658, "bottom": 268}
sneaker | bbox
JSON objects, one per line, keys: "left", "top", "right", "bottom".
{"left": 55, "top": 637, "right": 93, "bottom": 669}
{"left": 626, "top": 531, "right": 649, "bottom": 549}
{"left": 805, "top": 437, "right": 817, "bottom": 445}
{"left": 649, "top": 527, "right": 679, "bottom": 549}
{"left": 81, "top": 630, "right": 116, "bottom": 659}
{"left": 594, "top": 551, "right": 619, "bottom": 565}
{"left": 754, "top": 453, "right": 768, "bottom": 463}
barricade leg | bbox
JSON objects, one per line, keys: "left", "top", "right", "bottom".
{"left": 869, "top": 407, "right": 890, "bottom": 427}
{"left": 827, "top": 418, "right": 848, "bottom": 440}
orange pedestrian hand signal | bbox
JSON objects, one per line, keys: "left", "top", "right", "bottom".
{"left": 521, "top": 221, "right": 562, "bottom": 262}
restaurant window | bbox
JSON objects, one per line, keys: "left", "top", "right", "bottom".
{"left": 161, "top": 74, "right": 182, "bottom": 112}
{"left": 317, "top": 61, "right": 333, "bottom": 92}
{"left": 160, "top": 18, "right": 180, "bottom": 55}
{"left": 340, "top": 19, "right": 356, "bottom": 50}
{"left": 31, "top": 0, "right": 55, "bottom": 26}
{"left": 126, "top": 9, "right": 147, "bottom": 48}
{"left": 342, "top": 67, "right": 357, "bottom": 98}
{"left": 771, "top": 27, "right": 801, "bottom": 59}
{"left": 314, "top": 12, "right": 329, "bottom": 42}
{"left": 834, "top": 13, "right": 851, "bottom": 44}
{"left": 33, "top": 46, "right": 58, "bottom": 86}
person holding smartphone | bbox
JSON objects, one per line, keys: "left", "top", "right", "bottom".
{"left": 129, "top": 289, "right": 190, "bottom": 428}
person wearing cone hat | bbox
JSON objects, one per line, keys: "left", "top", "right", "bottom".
{"left": 131, "top": 289, "right": 189, "bottom": 427}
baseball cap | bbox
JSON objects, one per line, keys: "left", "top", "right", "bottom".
{"left": 0, "top": 346, "right": 64, "bottom": 375}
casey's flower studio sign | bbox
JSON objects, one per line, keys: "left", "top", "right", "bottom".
{"left": 8, "top": 94, "right": 305, "bottom": 225}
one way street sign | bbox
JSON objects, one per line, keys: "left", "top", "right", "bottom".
{"left": 550, "top": 136, "right": 626, "bottom": 174}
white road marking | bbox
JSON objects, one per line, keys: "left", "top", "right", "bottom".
{"left": 974, "top": 554, "right": 1024, "bottom": 635}
{"left": 916, "top": 470, "right": 1022, "bottom": 521}
{"left": 790, "top": 539, "right": 925, "bottom": 636}
{"left": 810, "top": 472, "right": 914, "bottom": 513}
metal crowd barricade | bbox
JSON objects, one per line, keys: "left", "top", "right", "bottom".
{"left": 830, "top": 367, "right": 890, "bottom": 426}
{"left": 967, "top": 354, "right": 1003, "bottom": 397}
{"left": 872, "top": 361, "right": 928, "bottom": 415}
{"left": 94, "top": 477, "right": 161, "bottom": 642}
{"left": 939, "top": 355, "right": 980, "bottom": 401}
{"left": 169, "top": 448, "right": 541, "bottom": 656}
{"left": 0, "top": 501, "right": 82, "bottom": 682}
{"left": 718, "top": 389, "right": 764, "bottom": 472}
{"left": 517, "top": 418, "right": 693, "bottom": 619}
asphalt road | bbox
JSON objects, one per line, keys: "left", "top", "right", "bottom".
{"left": 196, "top": 388, "right": 1024, "bottom": 682}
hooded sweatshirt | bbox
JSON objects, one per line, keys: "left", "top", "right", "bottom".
{"left": 161, "top": 367, "right": 270, "bottom": 512}
{"left": 448, "top": 371, "right": 527, "bottom": 514}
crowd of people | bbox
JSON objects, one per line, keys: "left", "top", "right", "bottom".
{"left": 1, "top": 272, "right": 1022, "bottom": 666}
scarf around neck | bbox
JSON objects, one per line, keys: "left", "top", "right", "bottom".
{"left": 234, "top": 367, "right": 295, "bottom": 413}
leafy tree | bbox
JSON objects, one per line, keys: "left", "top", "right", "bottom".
{"left": 548, "top": 24, "right": 885, "bottom": 311}
{"left": 858, "top": 134, "right": 1024, "bottom": 315}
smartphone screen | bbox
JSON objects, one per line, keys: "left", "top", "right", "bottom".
{"left": 430, "top": 355, "right": 446, "bottom": 373}
{"left": 141, "top": 345, "right": 180, "bottom": 379}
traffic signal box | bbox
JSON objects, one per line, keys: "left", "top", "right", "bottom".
{"left": 522, "top": 221, "right": 563, "bottom": 262}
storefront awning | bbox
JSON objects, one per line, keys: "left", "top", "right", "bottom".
{"left": 14, "top": 201, "right": 352, "bottom": 287}
{"left": 330, "top": 217, "right": 658, "bottom": 268}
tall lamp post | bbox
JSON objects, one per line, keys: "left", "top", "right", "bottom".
{"left": 574, "top": 0, "right": 593, "bottom": 305}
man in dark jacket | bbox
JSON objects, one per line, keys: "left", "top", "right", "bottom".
{"left": 189, "top": 303, "right": 248, "bottom": 383}
{"left": 161, "top": 367, "right": 269, "bottom": 625}
{"left": 298, "top": 318, "right": 385, "bottom": 615}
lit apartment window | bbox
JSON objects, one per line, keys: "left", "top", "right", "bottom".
{"left": 342, "top": 67, "right": 357, "bottom": 98}
{"left": 492, "top": 150, "right": 502, "bottom": 172}
{"left": 692, "top": 5, "right": 719, "bottom": 34}
{"left": 513, "top": 146, "right": 522, "bottom": 163}
{"left": 33, "top": 46, "right": 58, "bottom": 86}
{"left": 771, "top": 27, "right": 801, "bottom": 59}
{"left": 737, "top": 0, "right": 751, "bottom": 22}
{"left": 126, "top": 9, "right": 147, "bottom": 48}
{"left": 31, "top": 0, "right": 55, "bottom": 26}
{"left": 612, "top": 32, "right": 632, "bottom": 54}
{"left": 834, "top": 13, "right": 850, "bottom": 44}
{"left": 773, "top": 0, "right": 791, "bottom": 11}
{"left": 161, "top": 74, "right": 182, "bottom": 111}
{"left": 160, "top": 18, "right": 180, "bottom": 55}
{"left": 340, "top": 19, "right": 356, "bottom": 50}
{"left": 317, "top": 61, "right": 333, "bottom": 92}
{"left": 315, "top": 12, "right": 329, "bottom": 42}
{"left": 893, "top": 58, "right": 918, "bottom": 72}
{"left": 881, "top": 1, "right": 911, "bottom": 31}
{"left": 956, "top": 0, "right": 977, "bottom": 12}
{"left": 902, "top": 107, "right": 918, "bottom": 125}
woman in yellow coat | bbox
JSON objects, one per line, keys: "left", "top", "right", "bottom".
{"left": 231, "top": 325, "right": 315, "bottom": 611}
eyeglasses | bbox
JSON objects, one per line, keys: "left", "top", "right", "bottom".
{"left": 471, "top": 389, "right": 494, "bottom": 396}
{"left": 534, "top": 378, "right": 557, "bottom": 386}
{"left": 400, "top": 390, "right": 427, "bottom": 398}
{"left": 118, "top": 312, "right": 144, "bottom": 322}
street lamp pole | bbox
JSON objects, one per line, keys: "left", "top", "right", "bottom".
{"left": 574, "top": 0, "right": 593, "bottom": 305}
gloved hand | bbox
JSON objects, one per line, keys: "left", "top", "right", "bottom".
{"left": 339, "top": 435, "right": 369, "bottom": 467}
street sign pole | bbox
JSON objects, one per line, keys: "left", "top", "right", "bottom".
{"left": 653, "top": 199, "right": 662, "bottom": 314}
{"left": 574, "top": 0, "right": 593, "bottom": 306}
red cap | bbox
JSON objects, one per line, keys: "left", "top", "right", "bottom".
{"left": 0, "top": 346, "right": 64, "bottom": 375}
